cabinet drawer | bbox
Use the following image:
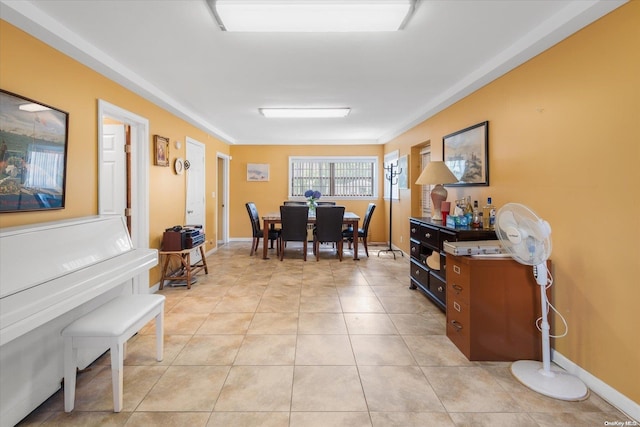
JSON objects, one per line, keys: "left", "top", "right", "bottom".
{"left": 446, "top": 298, "right": 470, "bottom": 357}
{"left": 410, "top": 259, "right": 429, "bottom": 288}
{"left": 409, "top": 221, "right": 423, "bottom": 241}
{"left": 447, "top": 277, "right": 469, "bottom": 305}
{"left": 410, "top": 221, "right": 439, "bottom": 249}
{"left": 429, "top": 273, "right": 446, "bottom": 303}
{"left": 420, "top": 225, "right": 439, "bottom": 249}
{"left": 447, "top": 256, "right": 471, "bottom": 303}
{"left": 409, "top": 239, "right": 423, "bottom": 260}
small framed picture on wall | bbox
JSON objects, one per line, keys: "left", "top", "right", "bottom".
{"left": 154, "top": 135, "right": 169, "bottom": 167}
{"left": 247, "top": 163, "right": 269, "bottom": 181}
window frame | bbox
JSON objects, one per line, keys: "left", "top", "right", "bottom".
{"left": 288, "top": 155, "right": 379, "bottom": 200}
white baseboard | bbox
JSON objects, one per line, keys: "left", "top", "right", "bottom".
{"left": 552, "top": 350, "right": 639, "bottom": 421}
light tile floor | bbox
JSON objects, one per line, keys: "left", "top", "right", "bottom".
{"left": 19, "top": 242, "right": 633, "bottom": 426}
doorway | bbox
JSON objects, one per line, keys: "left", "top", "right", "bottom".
{"left": 217, "top": 153, "right": 230, "bottom": 245}
{"left": 98, "top": 100, "right": 150, "bottom": 292}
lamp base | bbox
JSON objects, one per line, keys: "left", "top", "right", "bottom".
{"left": 430, "top": 184, "right": 448, "bottom": 221}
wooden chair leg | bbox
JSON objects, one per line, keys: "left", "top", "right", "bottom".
{"left": 303, "top": 240, "right": 307, "bottom": 261}
{"left": 249, "top": 237, "right": 256, "bottom": 256}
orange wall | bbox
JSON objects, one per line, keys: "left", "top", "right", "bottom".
{"left": 0, "top": 21, "right": 230, "bottom": 285}
{"left": 386, "top": 2, "right": 640, "bottom": 404}
{"left": 229, "top": 144, "right": 386, "bottom": 243}
{"left": 1, "top": 0, "right": 639, "bottom": 407}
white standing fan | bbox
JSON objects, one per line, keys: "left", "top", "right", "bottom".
{"left": 496, "top": 203, "right": 588, "bottom": 401}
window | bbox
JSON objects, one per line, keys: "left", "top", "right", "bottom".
{"left": 289, "top": 156, "right": 378, "bottom": 198}
{"left": 23, "top": 143, "right": 65, "bottom": 191}
{"left": 419, "top": 147, "right": 432, "bottom": 217}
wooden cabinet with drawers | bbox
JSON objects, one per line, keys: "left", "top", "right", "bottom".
{"left": 409, "top": 217, "right": 496, "bottom": 310}
{"left": 446, "top": 254, "right": 548, "bottom": 361}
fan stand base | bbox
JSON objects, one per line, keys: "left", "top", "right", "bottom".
{"left": 511, "top": 360, "right": 589, "bottom": 401}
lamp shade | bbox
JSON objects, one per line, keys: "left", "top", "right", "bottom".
{"left": 415, "top": 161, "right": 458, "bottom": 186}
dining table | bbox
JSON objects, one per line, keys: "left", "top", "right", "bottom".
{"left": 261, "top": 211, "right": 361, "bottom": 260}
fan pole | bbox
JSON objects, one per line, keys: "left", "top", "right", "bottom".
{"left": 510, "top": 262, "right": 589, "bottom": 401}
{"left": 536, "top": 263, "right": 553, "bottom": 375}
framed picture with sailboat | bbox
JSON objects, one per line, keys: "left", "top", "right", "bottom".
{"left": 0, "top": 89, "right": 69, "bottom": 212}
{"left": 443, "top": 121, "right": 489, "bottom": 186}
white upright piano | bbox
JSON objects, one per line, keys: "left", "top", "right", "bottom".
{"left": 0, "top": 215, "right": 157, "bottom": 426}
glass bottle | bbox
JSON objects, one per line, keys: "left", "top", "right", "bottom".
{"left": 472, "top": 200, "right": 482, "bottom": 229}
{"left": 483, "top": 197, "right": 496, "bottom": 230}
{"left": 464, "top": 196, "right": 473, "bottom": 225}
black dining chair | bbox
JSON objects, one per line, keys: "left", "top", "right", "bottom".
{"left": 313, "top": 206, "right": 345, "bottom": 261}
{"left": 278, "top": 205, "right": 310, "bottom": 261}
{"left": 315, "top": 201, "right": 336, "bottom": 206}
{"left": 283, "top": 201, "right": 307, "bottom": 206}
{"left": 342, "top": 203, "right": 376, "bottom": 257}
{"left": 245, "top": 202, "right": 280, "bottom": 256}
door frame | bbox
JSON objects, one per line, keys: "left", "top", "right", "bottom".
{"left": 217, "top": 152, "right": 230, "bottom": 245}
{"left": 98, "top": 100, "right": 150, "bottom": 291}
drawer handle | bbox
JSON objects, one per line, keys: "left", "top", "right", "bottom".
{"left": 451, "top": 320, "right": 463, "bottom": 331}
{"left": 453, "top": 265, "right": 461, "bottom": 274}
{"left": 425, "top": 232, "right": 431, "bottom": 238}
{"left": 411, "top": 247, "right": 416, "bottom": 253}
{"left": 437, "top": 286, "right": 444, "bottom": 292}
{"left": 453, "top": 301, "right": 461, "bottom": 312}
{"left": 415, "top": 269, "right": 420, "bottom": 276}
{"left": 452, "top": 284, "right": 463, "bottom": 294}
{"left": 411, "top": 227, "right": 416, "bottom": 233}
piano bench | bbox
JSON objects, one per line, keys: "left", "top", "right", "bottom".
{"left": 61, "top": 294, "right": 165, "bottom": 413}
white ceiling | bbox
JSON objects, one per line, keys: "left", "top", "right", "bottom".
{"left": 0, "top": 0, "right": 626, "bottom": 145}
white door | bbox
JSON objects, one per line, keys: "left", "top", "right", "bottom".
{"left": 99, "top": 124, "right": 126, "bottom": 217}
{"left": 186, "top": 137, "right": 206, "bottom": 263}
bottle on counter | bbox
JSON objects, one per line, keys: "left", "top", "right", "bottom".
{"left": 483, "top": 197, "right": 496, "bottom": 230}
{"left": 464, "top": 196, "right": 473, "bottom": 225}
{"left": 472, "top": 200, "right": 482, "bottom": 229}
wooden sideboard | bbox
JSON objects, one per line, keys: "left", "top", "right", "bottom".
{"left": 409, "top": 217, "right": 496, "bottom": 310}
{"left": 445, "top": 254, "right": 548, "bottom": 361}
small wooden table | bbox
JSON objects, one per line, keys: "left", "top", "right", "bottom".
{"left": 262, "top": 211, "right": 360, "bottom": 260}
{"left": 159, "top": 243, "right": 208, "bottom": 289}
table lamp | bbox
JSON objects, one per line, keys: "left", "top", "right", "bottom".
{"left": 415, "top": 161, "right": 458, "bottom": 221}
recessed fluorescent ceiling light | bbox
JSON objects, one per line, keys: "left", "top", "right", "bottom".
{"left": 260, "top": 108, "right": 351, "bottom": 118}
{"left": 210, "top": 0, "right": 415, "bottom": 32}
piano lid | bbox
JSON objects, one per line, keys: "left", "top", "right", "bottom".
{"left": 0, "top": 215, "right": 158, "bottom": 346}
{"left": 0, "top": 216, "right": 134, "bottom": 299}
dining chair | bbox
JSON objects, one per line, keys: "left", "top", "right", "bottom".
{"left": 315, "top": 201, "right": 336, "bottom": 206}
{"left": 343, "top": 203, "right": 376, "bottom": 257}
{"left": 278, "top": 205, "right": 310, "bottom": 261}
{"left": 245, "top": 202, "right": 280, "bottom": 256}
{"left": 283, "top": 201, "right": 307, "bottom": 206}
{"left": 313, "top": 206, "right": 345, "bottom": 261}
